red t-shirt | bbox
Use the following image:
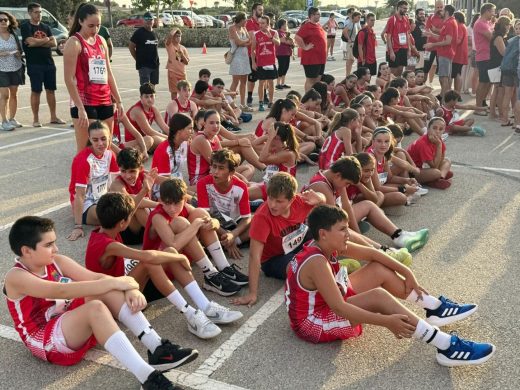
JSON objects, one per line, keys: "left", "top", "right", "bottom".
{"left": 295, "top": 21, "right": 327, "bottom": 66}
{"left": 425, "top": 14, "right": 444, "bottom": 44}
{"left": 407, "top": 134, "right": 446, "bottom": 169}
{"left": 357, "top": 27, "right": 377, "bottom": 64}
{"left": 473, "top": 18, "right": 493, "bottom": 62}
{"left": 436, "top": 16, "right": 458, "bottom": 60}
{"left": 85, "top": 228, "right": 126, "bottom": 277}
{"left": 254, "top": 30, "right": 277, "bottom": 67}
{"left": 250, "top": 195, "right": 313, "bottom": 262}
{"left": 453, "top": 23, "right": 468, "bottom": 65}
{"left": 385, "top": 14, "right": 411, "bottom": 52}
{"left": 245, "top": 18, "right": 260, "bottom": 56}
{"left": 197, "top": 175, "right": 251, "bottom": 222}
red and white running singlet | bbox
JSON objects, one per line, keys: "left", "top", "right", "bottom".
{"left": 319, "top": 132, "right": 345, "bottom": 170}
{"left": 254, "top": 30, "right": 276, "bottom": 67}
{"left": 74, "top": 33, "right": 111, "bottom": 107}
{"left": 187, "top": 133, "right": 221, "bottom": 185}
{"left": 125, "top": 101, "right": 156, "bottom": 142}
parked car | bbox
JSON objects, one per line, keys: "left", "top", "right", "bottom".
{"left": 171, "top": 14, "right": 184, "bottom": 26}
{"left": 199, "top": 15, "right": 225, "bottom": 28}
{"left": 216, "top": 14, "right": 232, "bottom": 26}
{"left": 116, "top": 14, "right": 163, "bottom": 28}
{"left": 281, "top": 15, "right": 300, "bottom": 29}
{"left": 0, "top": 6, "right": 68, "bottom": 55}
{"left": 319, "top": 11, "right": 345, "bottom": 29}
{"left": 170, "top": 10, "right": 206, "bottom": 28}
{"left": 180, "top": 15, "right": 193, "bottom": 28}
{"left": 160, "top": 12, "right": 174, "bottom": 26}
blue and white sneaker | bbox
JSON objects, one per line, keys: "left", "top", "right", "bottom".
{"left": 436, "top": 333, "right": 495, "bottom": 367}
{"left": 470, "top": 126, "right": 486, "bottom": 137}
{"left": 425, "top": 296, "right": 477, "bottom": 327}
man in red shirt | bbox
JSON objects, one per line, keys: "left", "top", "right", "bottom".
{"left": 424, "top": 5, "right": 458, "bottom": 102}
{"left": 384, "top": 0, "right": 412, "bottom": 76}
{"left": 357, "top": 12, "right": 377, "bottom": 78}
{"left": 294, "top": 7, "right": 327, "bottom": 92}
{"left": 452, "top": 12, "right": 468, "bottom": 96}
{"left": 232, "top": 172, "right": 325, "bottom": 306}
{"left": 245, "top": 2, "right": 263, "bottom": 107}
{"left": 423, "top": 0, "right": 445, "bottom": 80}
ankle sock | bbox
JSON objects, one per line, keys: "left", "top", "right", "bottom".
{"left": 413, "top": 319, "right": 451, "bottom": 350}
{"left": 406, "top": 291, "right": 441, "bottom": 310}
{"left": 196, "top": 256, "right": 218, "bottom": 275}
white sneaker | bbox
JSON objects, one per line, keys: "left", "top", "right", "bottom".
{"left": 186, "top": 309, "right": 221, "bottom": 339}
{"left": 1, "top": 121, "right": 15, "bottom": 131}
{"left": 392, "top": 229, "right": 429, "bottom": 252}
{"left": 9, "top": 118, "right": 22, "bottom": 128}
{"left": 415, "top": 186, "right": 429, "bottom": 196}
{"left": 406, "top": 193, "right": 420, "bottom": 205}
{"left": 204, "top": 301, "right": 243, "bottom": 324}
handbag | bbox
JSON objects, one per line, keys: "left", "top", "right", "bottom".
{"left": 12, "top": 32, "right": 26, "bottom": 84}
{"left": 487, "top": 66, "right": 501, "bottom": 83}
{"left": 224, "top": 49, "right": 234, "bottom": 65}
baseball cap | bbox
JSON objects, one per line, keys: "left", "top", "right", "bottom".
{"left": 143, "top": 12, "right": 154, "bottom": 20}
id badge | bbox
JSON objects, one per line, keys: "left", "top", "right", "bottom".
{"left": 398, "top": 33, "right": 407, "bottom": 45}
{"left": 282, "top": 224, "right": 308, "bottom": 254}
{"left": 89, "top": 58, "right": 108, "bottom": 84}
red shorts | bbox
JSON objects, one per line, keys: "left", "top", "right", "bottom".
{"left": 446, "top": 119, "right": 465, "bottom": 134}
{"left": 292, "top": 287, "right": 363, "bottom": 343}
{"left": 25, "top": 298, "right": 97, "bottom": 366}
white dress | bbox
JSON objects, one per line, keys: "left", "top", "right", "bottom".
{"left": 229, "top": 28, "right": 251, "bottom": 76}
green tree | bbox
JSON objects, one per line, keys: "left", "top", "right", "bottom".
{"left": 0, "top": 0, "right": 82, "bottom": 22}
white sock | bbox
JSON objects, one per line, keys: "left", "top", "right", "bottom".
{"left": 196, "top": 256, "right": 219, "bottom": 275}
{"left": 413, "top": 319, "right": 451, "bottom": 350}
{"left": 167, "top": 289, "right": 196, "bottom": 316}
{"left": 118, "top": 303, "right": 162, "bottom": 353}
{"left": 184, "top": 280, "right": 210, "bottom": 311}
{"left": 206, "top": 241, "right": 230, "bottom": 270}
{"left": 104, "top": 330, "right": 155, "bottom": 384}
{"left": 406, "top": 291, "right": 441, "bottom": 310}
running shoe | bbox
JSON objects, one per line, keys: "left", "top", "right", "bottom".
{"left": 425, "top": 296, "right": 477, "bottom": 327}
{"left": 415, "top": 186, "right": 429, "bottom": 196}
{"left": 241, "top": 104, "right": 254, "bottom": 112}
{"left": 470, "top": 126, "right": 486, "bottom": 136}
{"left": 338, "top": 258, "right": 362, "bottom": 274}
{"left": 186, "top": 309, "right": 222, "bottom": 339}
{"left": 141, "top": 370, "right": 180, "bottom": 390}
{"left": 203, "top": 271, "right": 242, "bottom": 296}
{"left": 275, "top": 84, "right": 284, "bottom": 90}
{"left": 392, "top": 229, "right": 429, "bottom": 252}
{"left": 259, "top": 102, "right": 265, "bottom": 112}
{"left": 436, "top": 333, "right": 495, "bottom": 367}
{"left": 9, "top": 118, "right": 22, "bottom": 128}
{"left": 384, "top": 247, "right": 413, "bottom": 267}
{"left": 147, "top": 339, "right": 199, "bottom": 371}
{"left": 1, "top": 121, "right": 15, "bottom": 131}
{"left": 282, "top": 84, "right": 291, "bottom": 89}
{"left": 204, "top": 301, "right": 244, "bottom": 324}
{"left": 220, "top": 264, "right": 249, "bottom": 286}
{"left": 267, "top": 102, "right": 273, "bottom": 109}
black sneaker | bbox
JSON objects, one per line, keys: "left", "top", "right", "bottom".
{"left": 147, "top": 339, "right": 199, "bottom": 372}
{"left": 141, "top": 370, "right": 181, "bottom": 390}
{"left": 221, "top": 264, "right": 249, "bottom": 286}
{"left": 203, "top": 271, "right": 242, "bottom": 296}
{"left": 275, "top": 84, "right": 284, "bottom": 90}
{"left": 247, "top": 96, "right": 253, "bottom": 105}
{"left": 263, "top": 94, "right": 269, "bottom": 104}
{"left": 282, "top": 84, "right": 291, "bottom": 89}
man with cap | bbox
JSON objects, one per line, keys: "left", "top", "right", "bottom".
{"left": 129, "top": 12, "right": 160, "bottom": 86}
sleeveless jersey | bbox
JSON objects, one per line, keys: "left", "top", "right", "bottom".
{"left": 367, "top": 147, "right": 388, "bottom": 185}
{"left": 5, "top": 260, "right": 96, "bottom": 365}
{"left": 263, "top": 158, "right": 297, "bottom": 184}
{"left": 125, "top": 101, "right": 156, "bottom": 142}
{"left": 114, "top": 170, "right": 145, "bottom": 195}
{"left": 285, "top": 242, "right": 362, "bottom": 343}
{"left": 164, "top": 98, "right": 193, "bottom": 124}
{"left": 255, "top": 120, "right": 266, "bottom": 137}
{"left": 319, "top": 132, "right": 345, "bottom": 170}
{"left": 254, "top": 30, "right": 276, "bottom": 67}
{"left": 143, "top": 204, "right": 189, "bottom": 250}
{"left": 74, "top": 33, "right": 111, "bottom": 107}
{"left": 304, "top": 171, "right": 344, "bottom": 207}
{"left": 187, "top": 133, "right": 221, "bottom": 185}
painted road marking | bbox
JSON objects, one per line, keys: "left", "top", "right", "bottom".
{"left": 0, "top": 130, "right": 74, "bottom": 151}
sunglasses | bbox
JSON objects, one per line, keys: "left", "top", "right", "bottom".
{"left": 0, "top": 18, "right": 9, "bottom": 22}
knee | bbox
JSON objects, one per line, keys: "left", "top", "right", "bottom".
{"left": 171, "top": 216, "right": 191, "bottom": 231}
{"left": 86, "top": 299, "right": 110, "bottom": 319}
{"left": 163, "top": 246, "right": 179, "bottom": 254}
{"left": 188, "top": 208, "right": 210, "bottom": 220}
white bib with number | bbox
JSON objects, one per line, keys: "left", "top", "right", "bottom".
{"left": 91, "top": 174, "right": 109, "bottom": 200}
{"left": 378, "top": 172, "right": 388, "bottom": 185}
{"left": 263, "top": 165, "right": 279, "bottom": 183}
{"left": 124, "top": 258, "right": 139, "bottom": 275}
{"left": 398, "top": 33, "right": 407, "bottom": 45}
{"left": 89, "top": 58, "right": 108, "bottom": 84}
{"left": 282, "top": 224, "right": 308, "bottom": 254}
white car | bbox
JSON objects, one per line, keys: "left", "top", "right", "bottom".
{"left": 160, "top": 12, "right": 174, "bottom": 26}
{"left": 170, "top": 10, "right": 206, "bottom": 28}
{"left": 319, "top": 11, "right": 345, "bottom": 29}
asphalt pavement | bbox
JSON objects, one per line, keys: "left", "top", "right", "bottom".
{"left": 0, "top": 20, "right": 519, "bottom": 390}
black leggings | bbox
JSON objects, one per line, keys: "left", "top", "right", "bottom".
{"left": 277, "top": 55, "right": 291, "bottom": 77}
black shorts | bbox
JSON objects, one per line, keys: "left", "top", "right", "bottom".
{"left": 358, "top": 62, "right": 377, "bottom": 78}
{"left": 70, "top": 105, "right": 114, "bottom": 120}
{"left": 82, "top": 204, "right": 96, "bottom": 225}
{"left": 423, "top": 50, "right": 437, "bottom": 74}
{"left": 387, "top": 48, "right": 408, "bottom": 68}
{"left": 27, "top": 64, "right": 56, "bottom": 92}
{"left": 142, "top": 279, "right": 165, "bottom": 302}
{"left": 260, "top": 232, "right": 312, "bottom": 279}
{"left": 248, "top": 57, "right": 258, "bottom": 83}
{"left": 138, "top": 67, "right": 159, "bottom": 86}
{"left": 256, "top": 65, "right": 278, "bottom": 80}
{"left": 0, "top": 68, "right": 24, "bottom": 88}
{"left": 303, "top": 63, "right": 325, "bottom": 79}
{"left": 277, "top": 55, "right": 291, "bottom": 77}
{"left": 477, "top": 60, "right": 490, "bottom": 83}
{"left": 120, "top": 226, "right": 145, "bottom": 245}
{"left": 451, "top": 62, "right": 463, "bottom": 78}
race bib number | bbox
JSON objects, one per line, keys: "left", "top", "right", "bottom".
{"left": 124, "top": 258, "right": 139, "bottom": 275}
{"left": 89, "top": 58, "right": 108, "bottom": 84}
{"left": 398, "top": 33, "right": 407, "bottom": 45}
{"left": 282, "top": 224, "right": 308, "bottom": 254}
{"left": 335, "top": 263, "right": 349, "bottom": 296}
{"left": 378, "top": 172, "right": 388, "bottom": 185}
{"left": 91, "top": 174, "right": 109, "bottom": 200}
{"left": 263, "top": 165, "right": 279, "bottom": 183}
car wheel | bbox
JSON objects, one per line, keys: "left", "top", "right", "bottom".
{"left": 56, "top": 39, "right": 66, "bottom": 56}
{"left": 288, "top": 21, "right": 296, "bottom": 29}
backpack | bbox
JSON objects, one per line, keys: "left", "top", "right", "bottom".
{"left": 501, "top": 35, "right": 519, "bottom": 74}
{"left": 352, "top": 27, "right": 369, "bottom": 59}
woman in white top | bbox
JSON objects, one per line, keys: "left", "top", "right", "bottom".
{"left": 0, "top": 11, "right": 24, "bottom": 131}
{"left": 228, "top": 12, "right": 251, "bottom": 110}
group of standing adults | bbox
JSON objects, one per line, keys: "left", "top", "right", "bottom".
{"left": 0, "top": 2, "right": 65, "bottom": 131}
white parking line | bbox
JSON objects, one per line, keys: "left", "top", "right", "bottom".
{"left": 0, "top": 324, "right": 248, "bottom": 390}
{"left": 0, "top": 130, "right": 73, "bottom": 151}
{"left": 0, "top": 201, "right": 69, "bottom": 232}
{"left": 452, "top": 164, "right": 520, "bottom": 174}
